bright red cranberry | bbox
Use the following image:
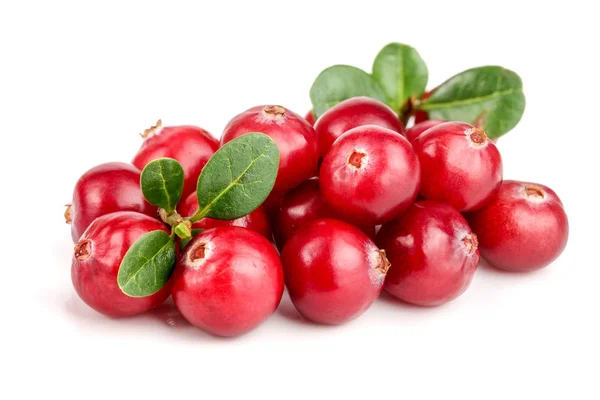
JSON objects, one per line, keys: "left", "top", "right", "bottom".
{"left": 178, "top": 192, "right": 272, "bottom": 240}
{"left": 272, "top": 178, "right": 374, "bottom": 248}
{"left": 304, "top": 110, "right": 316, "bottom": 126}
{"left": 406, "top": 120, "right": 446, "bottom": 142}
{"left": 132, "top": 120, "right": 219, "bottom": 198}
{"left": 172, "top": 227, "right": 284, "bottom": 337}
{"left": 221, "top": 105, "right": 318, "bottom": 193}
{"left": 319, "top": 125, "right": 420, "bottom": 226}
{"left": 314, "top": 96, "right": 405, "bottom": 158}
{"left": 466, "top": 180, "right": 569, "bottom": 272}
{"left": 281, "top": 219, "right": 389, "bottom": 325}
{"left": 71, "top": 211, "right": 171, "bottom": 317}
{"left": 376, "top": 201, "right": 479, "bottom": 306}
{"left": 413, "top": 89, "right": 434, "bottom": 124}
{"left": 412, "top": 121, "right": 502, "bottom": 212}
{"left": 66, "top": 162, "right": 157, "bottom": 243}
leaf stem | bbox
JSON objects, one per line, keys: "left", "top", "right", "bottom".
{"left": 189, "top": 206, "right": 209, "bottom": 223}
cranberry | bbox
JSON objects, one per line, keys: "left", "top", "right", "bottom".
{"left": 314, "top": 96, "right": 405, "bottom": 158}
{"left": 172, "top": 227, "right": 284, "bottom": 337}
{"left": 65, "top": 162, "right": 157, "bottom": 243}
{"left": 281, "top": 219, "right": 389, "bottom": 325}
{"left": 221, "top": 105, "right": 318, "bottom": 193}
{"left": 71, "top": 211, "right": 171, "bottom": 317}
{"left": 272, "top": 177, "right": 375, "bottom": 248}
{"left": 132, "top": 120, "right": 219, "bottom": 198}
{"left": 319, "top": 125, "right": 420, "bottom": 226}
{"left": 178, "top": 192, "right": 272, "bottom": 240}
{"left": 376, "top": 201, "right": 479, "bottom": 306}
{"left": 413, "top": 89, "right": 434, "bottom": 124}
{"left": 406, "top": 120, "right": 446, "bottom": 142}
{"left": 466, "top": 180, "right": 569, "bottom": 272}
{"left": 304, "top": 110, "right": 316, "bottom": 126}
{"left": 412, "top": 121, "right": 502, "bottom": 212}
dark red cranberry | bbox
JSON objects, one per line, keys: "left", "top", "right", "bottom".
{"left": 281, "top": 219, "right": 389, "bottom": 325}
{"left": 466, "top": 180, "right": 569, "bottom": 272}
{"left": 413, "top": 89, "right": 434, "bottom": 124}
{"left": 172, "top": 227, "right": 284, "bottom": 337}
{"left": 221, "top": 105, "right": 318, "bottom": 193}
{"left": 272, "top": 177, "right": 374, "bottom": 248}
{"left": 412, "top": 121, "right": 502, "bottom": 212}
{"left": 406, "top": 120, "right": 446, "bottom": 142}
{"left": 71, "top": 211, "right": 171, "bottom": 317}
{"left": 319, "top": 125, "right": 420, "bottom": 226}
{"left": 178, "top": 192, "right": 272, "bottom": 240}
{"left": 66, "top": 162, "right": 157, "bottom": 243}
{"left": 304, "top": 110, "right": 316, "bottom": 126}
{"left": 314, "top": 96, "right": 405, "bottom": 158}
{"left": 376, "top": 201, "right": 479, "bottom": 306}
{"left": 132, "top": 120, "right": 219, "bottom": 198}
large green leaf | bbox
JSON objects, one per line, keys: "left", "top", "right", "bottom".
{"left": 418, "top": 66, "right": 525, "bottom": 138}
{"left": 372, "top": 43, "right": 428, "bottom": 112}
{"left": 195, "top": 133, "right": 279, "bottom": 221}
{"left": 140, "top": 158, "right": 184, "bottom": 213}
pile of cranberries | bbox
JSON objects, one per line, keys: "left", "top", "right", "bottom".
{"left": 66, "top": 96, "right": 569, "bottom": 337}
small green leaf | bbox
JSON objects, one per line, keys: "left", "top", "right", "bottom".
{"left": 418, "top": 66, "right": 525, "bottom": 138}
{"left": 309, "top": 65, "right": 387, "bottom": 118}
{"left": 140, "top": 158, "right": 184, "bottom": 213}
{"left": 195, "top": 133, "right": 279, "bottom": 220}
{"left": 117, "top": 230, "right": 177, "bottom": 297}
{"left": 180, "top": 228, "right": 204, "bottom": 249}
{"left": 372, "top": 43, "right": 428, "bottom": 112}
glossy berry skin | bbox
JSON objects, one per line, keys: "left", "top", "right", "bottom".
{"left": 320, "top": 125, "right": 420, "bottom": 226}
{"left": 221, "top": 105, "right": 318, "bottom": 193}
{"left": 413, "top": 121, "right": 503, "bottom": 212}
{"left": 172, "top": 227, "right": 284, "bottom": 337}
{"left": 71, "top": 212, "right": 171, "bottom": 317}
{"left": 281, "top": 219, "right": 389, "bottom": 325}
{"left": 272, "top": 178, "right": 374, "bottom": 248}
{"left": 178, "top": 192, "right": 272, "bottom": 240}
{"left": 406, "top": 120, "right": 446, "bottom": 142}
{"left": 132, "top": 121, "right": 219, "bottom": 198}
{"left": 314, "top": 96, "right": 405, "bottom": 158}
{"left": 66, "top": 162, "right": 157, "bottom": 243}
{"left": 376, "top": 201, "right": 479, "bottom": 306}
{"left": 304, "top": 110, "right": 316, "bottom": 126}
{"left": 466, "top": 180, "right": 569, "bottom": 272}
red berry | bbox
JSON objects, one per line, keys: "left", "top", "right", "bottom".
{"left": 272, "top": 178, "right": 374, "bottom": 248}
{"left": 66, "top": 162, "right": 157, "bottom": 243}
{"left": 376, "top": 201, "right": 479, "bottom": 306}
{"left": 132, "top": 120, "right": 219, "bottom": 198}
{"left": 221, "top": 105, "right": 318, "bottom": 193}
{"left": 406, "top": 120, "right": 446, "bottom": 142}
{"left": 412, "top": 121, "right": 503, "bottom": 212}
{"left": 304, "top": 110, "right": 316, "bottom": 126}
{"left": 466, "top": 180, "right": 569, "bottom": 272}
{"left": 413, "top": 89, "right": 434, "bottom": 124}
{"left": 172, "top": 227, "right": 284, "bottom": 337}
{"left": 281, "top": 219, "right": 389, "bottom": 325}
{"left": 178, "top": 192, "right": 272, "bottom": 240}
{"left": 314, "top": 96, "right": 405, "bottom": 158}
{"left": 71, "top": 211, "right": 171, "bottom": 317}
{"left": 319, "top": 125, "right": 420, "bottom": 226}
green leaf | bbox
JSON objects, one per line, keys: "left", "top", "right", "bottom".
{"left": 195, "top": 133, "right": 279, "bottom": 220}
{"left": 418, "top": 66, "right": 525, "bottom": 138}
{"left": 372, "top": 43, "right": 428, "bottom": 112}
{"left": 117, "top": 230, "right": 177, "bottom": 297}
{"left": 309, "top": 65, "right": 387, "bottom": 118}
{"left": 140, "top": 158, "right": 184, "bottom": 213}
{"left": 180, "top": 228, "right": 204, "bottom": 249}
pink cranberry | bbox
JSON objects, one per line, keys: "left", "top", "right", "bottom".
{"left": 132, "top": 120, "right": 219, "bottom": 198}
{"left": 406, "top": 120, "right": 446, "bottom": 142}
{"left": 66, "top": 162, "right": 157, "bottom": 243}
{"left": 304, "top": 110, "right": 316, "bottom": 126}
{"left": 281, "top": 219, "right": 389, "bottom": 325}
{"left": 319, "top": 125, "right": 420, "bottom": 226}
{"left": 172, "top": 227, "right": 284, "bottom": 337}
{"left": 221, "top": 105, "right": 318, "bottom": 193}
{"left": 314, "top": 96, "right": 405, "bottom": 158}
{"left": 178, "top": 192, "right": 272, "bottom": 240}
{"left": 71, "top": 212, "right": 171, "bottom": 317}
{"left": 466, "top": 180, "right": 569, "bottom": 272}
{"left": 412, "top": 121, "right": 503, "bottom": 212}
{"left": 376, "top": 201, "right": 479, "bottom": 306}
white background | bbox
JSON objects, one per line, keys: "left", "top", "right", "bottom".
{"left": 1, "top": 1, "right": 599, "bottom": 399}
